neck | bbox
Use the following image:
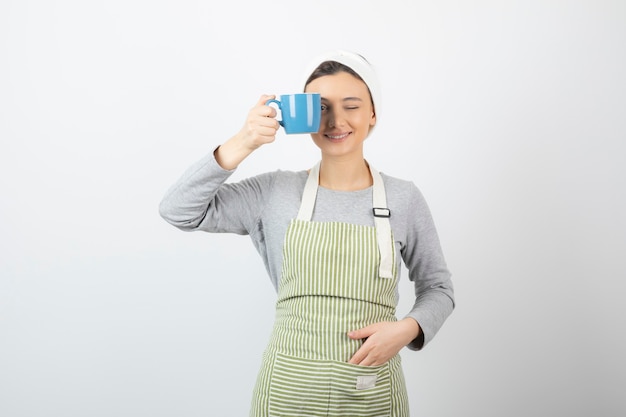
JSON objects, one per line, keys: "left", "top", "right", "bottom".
{"left": 318, "top": 157, "right": 372, "bottom": 191}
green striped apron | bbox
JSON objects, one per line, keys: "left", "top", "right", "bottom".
{"left": 250, "top": 162, "right": 410, "bottom": 417}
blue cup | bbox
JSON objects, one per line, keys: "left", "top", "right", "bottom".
{"left": 266, "top": 93, "right": 321, "bottom": 134}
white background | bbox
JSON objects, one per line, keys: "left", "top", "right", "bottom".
{"left": 1, "top": 1, "right": 625, "bottom": 416}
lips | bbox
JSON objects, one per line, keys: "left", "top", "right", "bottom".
{"left": 325, "top": 132, "right": 351, "bottom": 141}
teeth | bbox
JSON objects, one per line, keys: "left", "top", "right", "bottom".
{"left": 327, "top": 133, "right": 348, "bottom": 139}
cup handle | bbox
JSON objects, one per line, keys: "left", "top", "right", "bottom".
{"left": 265, "top": 99, "right": 284, "bottom": 127}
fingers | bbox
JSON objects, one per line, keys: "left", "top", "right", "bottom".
{"left": 348, "top": 340, "right": 385, "bottom": 367}
{"left": 257, "top": 94, "right": 276, "bottom": 106}
{"left": 348, "top": 324, "right": 384, "bottom": 366}
{"left": 239, "top": 95, "right": 281, "bottom": 149}
{"left": 244, "top": 113, "right": 279, "bottom": 140}
{"left": 347, "top": 321, "right": 411, "bottom": 367}
{"left": 348, "top": 323, "right": 378, "bottom": 340}
{"left": 256, "top": 94, "right": 278, "bottom": 118}
{"left": 348, "top": 347, "right": 367, "bottom": 366}
{"left": 254, "top": 95, "right": 279, "bottom": 125}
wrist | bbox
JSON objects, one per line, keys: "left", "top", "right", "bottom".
{"left": 400, "top": 317, "right": 421, "bottom": 341}
{"left": 214, "top": 134, "right": 252, "bottom": 170}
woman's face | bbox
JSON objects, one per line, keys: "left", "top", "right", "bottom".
{"left": 305, "top": 71, "right": 376, "bottom": 159}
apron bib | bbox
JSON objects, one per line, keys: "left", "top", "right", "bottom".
{"left": 250, "top": 162, "right": 409, "bottom": 417}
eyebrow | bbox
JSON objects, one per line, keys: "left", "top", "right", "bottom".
{"left": 321, "top": 97, "right": 364, "bottom": 102}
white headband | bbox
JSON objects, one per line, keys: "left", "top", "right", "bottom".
{"left": 303, "top": 50, "right": 381, "bottom": 123}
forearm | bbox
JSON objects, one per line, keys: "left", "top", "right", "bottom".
{"left": 404, "top": 290, "right": 454, "bottom": 350}
{"left": 214, "top": 132, "right": 255, "bottom": 171}
{"left": 159, "top": 152, "right": 233, "bottom": 229}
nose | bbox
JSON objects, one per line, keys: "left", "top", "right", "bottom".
{"left": 326, "top": 109, "right": 342, "bottom": 128}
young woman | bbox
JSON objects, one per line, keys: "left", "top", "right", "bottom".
{"left": 159, "top": 50, "right": 454, "bottom": 417}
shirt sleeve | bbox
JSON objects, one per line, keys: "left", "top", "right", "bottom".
{"left": 158, "top": 151, "right": 275, "bottom": 235}
{"left": 400, "top": 184, "right": 455, "bottom": 350}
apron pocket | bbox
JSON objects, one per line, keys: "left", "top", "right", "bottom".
{"left": 269, "top": 353, "right": 331, "bottom": 417}
{"left": 268, "top": 353, "right": 391, "bottom": 417}
{"left": 328, "top": 360, "right": 391, "bottom": 417}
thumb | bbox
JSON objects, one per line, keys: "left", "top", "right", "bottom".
{"left": 348, "top": 323, "right": 379, "bottom": 340}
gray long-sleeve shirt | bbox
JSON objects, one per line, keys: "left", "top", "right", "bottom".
{"left": 159, "top": 153, "right": 454, "bottom": 350}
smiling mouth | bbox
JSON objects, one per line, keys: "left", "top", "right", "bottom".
{"left": 325, "top": 132, "right": 351, "bottom": 140}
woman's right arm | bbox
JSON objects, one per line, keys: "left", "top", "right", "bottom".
{"left": 158, "top": 95, "right": 279, "bottom": 233}
{"left": 214, "top": 94, "right": 279, "bottom": 170}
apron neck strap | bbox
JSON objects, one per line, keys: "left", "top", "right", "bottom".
{"left": 297, "top": 161, "right": 394, "bottom": 279}
{"left": 297, "top": 161, "right": 321, "bottom": 221}
{"left": 370, "top": 165, "right": 394, "bottom": 279}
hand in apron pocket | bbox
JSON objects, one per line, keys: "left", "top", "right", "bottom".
{"left": 268, "top": 352, "right": 391, "bottom": 417}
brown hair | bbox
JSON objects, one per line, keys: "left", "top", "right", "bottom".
{"left": 304, "top": 60, "right": 363, "bottom": 89}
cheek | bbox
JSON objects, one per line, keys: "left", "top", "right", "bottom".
{"left": 356, "top": 113, "right": 371, "bottom": 126}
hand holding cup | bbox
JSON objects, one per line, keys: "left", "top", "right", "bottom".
{"left": 237, "top": 94, "right": 282, "bottom": 151}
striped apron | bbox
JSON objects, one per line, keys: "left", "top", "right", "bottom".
{"left": 250, "top": 162, "right": 409, "bottom": 417}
